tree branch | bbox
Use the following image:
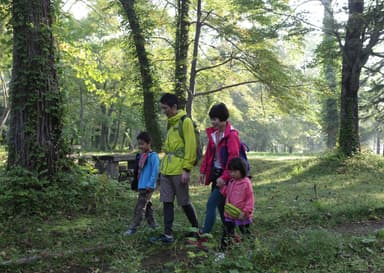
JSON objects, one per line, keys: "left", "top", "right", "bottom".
{"left": 195, "top": 56, "right": 236, "bottom": 73}
{"left": 194, "top": 81, "right": 260, "bottom": 97}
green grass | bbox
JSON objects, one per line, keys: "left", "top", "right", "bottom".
{"left": 1, "top": 152, "right": 384, "bottom": 272}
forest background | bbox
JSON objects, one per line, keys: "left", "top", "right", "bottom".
{"left": 1, "top": 0, "right": 383, "bottom": 159}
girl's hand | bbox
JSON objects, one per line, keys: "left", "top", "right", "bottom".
{"left": 199, "top": 174, "right": 205, "bottom": 185}
{"left": 238, "top": 211, "right": 246, "bottom": 220}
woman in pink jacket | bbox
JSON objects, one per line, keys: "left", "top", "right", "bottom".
{"left": 199, "top": 103, "right": 241, "bottom": 237}
{"left": 220, "top": 157, "right": 254, "bottom": 250}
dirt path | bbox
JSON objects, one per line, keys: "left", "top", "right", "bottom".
{"left": 333, "top": 218, "right": 384, "bottom": 236}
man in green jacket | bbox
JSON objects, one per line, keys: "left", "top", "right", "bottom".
{"left": 151, "top": 93, "right": 199, "bottom": 244}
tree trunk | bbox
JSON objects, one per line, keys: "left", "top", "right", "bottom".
{"left": 99, "top": 103, "right": 109, "bottom": 151}
{"left": 119, "top": 0, "right": 162, "bottom": 151}
{"left": 79, "top": 85, "right": 85, "bottom": 148}
{"left": 175, "top": 0, "right": 190, "bottom": 110}
{"left": 338, "top": 0, "right": 364, "bottom": 156}
{"left": 321, "top": 0, "right": 339, "bottom": 150}
{"left": 8, "top": 0, "right": 64, "bottom": 179}
{"left": 186, "top": 0, "right": 201, "bottom": 116}
{"left": 376, "top": 131, "right": 381, "bottom": 155}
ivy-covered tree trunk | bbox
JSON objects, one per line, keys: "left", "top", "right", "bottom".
{"left": 8, "top": 0, "right": 64, "bottom": 179}
{"left": 119, "top": 0, "right": 162, "bottom": 151}
{"left": 174, "top": 0, "right": 190, "bottom": 110}
{"left": 339, "top": 0, "right": 365, "bottom": 156}
{"left": 321, "top": 0, "right": 339, "bottom": 150}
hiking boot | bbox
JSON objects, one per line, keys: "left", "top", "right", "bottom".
{"left": 185, "top": 231, "right": 200, "bottom": 239}
{"left": 124, "top": 228, "right": 136, "bottom": 236}
{"left": 148, "top": 223, "right": 159, "bottom": 229}
{"left": 149, "top": 234, "right": 174, "bottom": 244}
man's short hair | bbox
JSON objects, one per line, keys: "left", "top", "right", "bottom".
{"left": 137, "top": 131, "right": 151, "bottom": 144}
{"left": 160, "top": 93, "right": 179, "bottom": 108}
{"left": 209, "top": 103, "right": 229, "bottom": 121}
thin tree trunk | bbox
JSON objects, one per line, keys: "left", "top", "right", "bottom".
{"left": 186, "top": 0, "right": 201, "bottom": 116}
{"left": 376, "top": 131, "right": 381, "bottom": 155}
{"left": 8, "top": 0, "right": 64, "bottom": 179}
{"left": 119, "top": 0, "right": 162, "bottom": 151}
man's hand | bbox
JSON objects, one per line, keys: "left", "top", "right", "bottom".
{"left": 181, "top": 170, "right": 191, "bottom": 184}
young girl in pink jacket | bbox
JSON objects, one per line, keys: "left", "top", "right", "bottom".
{"left": 219, "top": 157, "right": 254, "bottom": 250}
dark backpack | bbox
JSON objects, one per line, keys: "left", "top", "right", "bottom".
{"left": 131, "top": 153, "right": 141, "bottom": 191}
{"left": 221, "top": 135, "right": 251, "bottom": 177}
{"left": 178, "top": 115, "right": 203, "bottom": 166}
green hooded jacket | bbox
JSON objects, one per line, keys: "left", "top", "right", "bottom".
{"left": 160, "top": 110, "right": 196, "bottom": 175}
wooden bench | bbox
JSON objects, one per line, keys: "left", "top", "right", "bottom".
{"left": 92, "top": 154, "right": 136, "bottom": 181}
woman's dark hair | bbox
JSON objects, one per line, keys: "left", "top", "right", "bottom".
{"left": 209, "top": 103, "right": 229, "bottom": 121}
{"left": 160, "top": 93, "right": 179, "bottom": 108}
{"left": 137, "top": 131, "right": 151, "bottom": 144}
{"left": 228, "top": 157, "right": 247, "bottom": 178}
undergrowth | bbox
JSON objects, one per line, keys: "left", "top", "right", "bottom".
{"left": 0, "top": 152, "right": 383, "bottom": 272}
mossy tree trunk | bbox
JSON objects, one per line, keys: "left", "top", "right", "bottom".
{"left": 8, "top": 0, "right": 65, "bottom": 179}
{"left": 174, "top": 0, "right": 190, "bottom": 111}
{"left": 339, "top": 0, "right": 365, "bottom": 156}
{"left": 119, "top": 0, "right": 162, "bottom": 151}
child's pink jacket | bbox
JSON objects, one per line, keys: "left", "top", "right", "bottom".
{"left": 221, "top": 177, "right": 254, "bottom": 219}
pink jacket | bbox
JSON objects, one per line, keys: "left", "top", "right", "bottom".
{"left": 199, "top": 121, "right": 240, "bottom": 185}
{"left": 221, "top": 177, "right": 254, "bottom": 219}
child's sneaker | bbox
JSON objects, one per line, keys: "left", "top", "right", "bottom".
{"left": 214, "top": 252, "right": 225, "bottom": 262}
{"left": 124, "top": 228, "right": 136, "bottom": 236}
{"left": 234, "top": 234, "right": 241, "bottom": 243}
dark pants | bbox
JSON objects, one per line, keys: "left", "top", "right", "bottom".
{"left": 130, "top": 189, "right": 156, "bottom": 230}
{"left": 163, "top": 202, "right": 199, "bottom": 236}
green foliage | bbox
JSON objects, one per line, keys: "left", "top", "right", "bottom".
{"left": 0, "top": 163, "right": 123, "bottom": 217}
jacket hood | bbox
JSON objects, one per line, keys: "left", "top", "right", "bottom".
{"left": 168, "top": 110, "right": 187, "bottom": 127}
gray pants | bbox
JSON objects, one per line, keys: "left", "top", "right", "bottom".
{"left": 130, "top": 189, "right": 156, "bottom": 230}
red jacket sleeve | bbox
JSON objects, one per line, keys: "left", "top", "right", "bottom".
{"left": 220, "top": 130, "right": 240, "bottom": 182}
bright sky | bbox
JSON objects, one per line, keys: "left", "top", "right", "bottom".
{"left": 62, "top": 0, "right": 90, "bottom": 20}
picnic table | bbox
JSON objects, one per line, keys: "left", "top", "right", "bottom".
{"left": 92, "top": 154, "right": 136, "bottom": 181}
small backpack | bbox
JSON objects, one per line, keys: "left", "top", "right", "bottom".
{"left": 178, "top": 115, "right": 203, "bottom": 166}
{"left": 222, "top": 134, "right": 251, "bottom": 177}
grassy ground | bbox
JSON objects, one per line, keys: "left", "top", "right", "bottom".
{"left": 1, "top": 152, "right": 384, "bottom": 272}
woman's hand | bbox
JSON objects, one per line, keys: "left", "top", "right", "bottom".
{"left": 216, "top": 177, "right": 225, "bottom": 187}
{"left": 199, "top": 174, "right": 205, "bottom": 185}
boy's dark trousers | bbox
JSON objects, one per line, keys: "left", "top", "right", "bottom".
{"left": 130, "top": 189, "right": 156, "bottom": 230}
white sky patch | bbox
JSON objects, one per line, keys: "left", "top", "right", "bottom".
{"left": 62, "top": 0, "right": 91, "bottom": 20}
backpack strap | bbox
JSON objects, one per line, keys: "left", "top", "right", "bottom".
{"left": 178, "top": 115, "right": 187, "bottom": 142}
